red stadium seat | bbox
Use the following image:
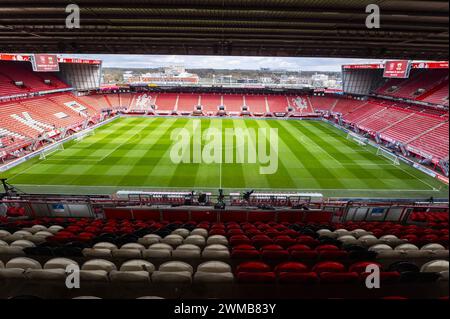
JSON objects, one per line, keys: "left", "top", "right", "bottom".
{"left": 313, "top": 262, "right": 346, "bottom": 274}
{"left": 274, "top": 262, "right": 309, "bottom": 274}
{"left": 278, "top": 272, "right": 319, "bottom": 284}
{"left": 237, "top": 272, "right": 276, "bottom": 283}
{"left": 236, "top": 262, "right": 271, "bottom": 273}
{"left": 349, "top": 261, "right": 383, "bottom": 274}
{"left": 320, "top": 272, "right": 360, "bottom": 284}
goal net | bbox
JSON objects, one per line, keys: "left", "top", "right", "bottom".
{"left": 376, "top": 147, "right": 400, "bottom": 165}
{"left": 39, "top": 143, "right": 64, "bottom": 160}
{"left": 75, "top": 129, "right": 95, "bottom": 142}
{"left": 347, "top": 133, "right": 368, "bottom": 146}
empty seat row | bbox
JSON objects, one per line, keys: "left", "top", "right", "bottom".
{"left": 2, "top": 257, "right": 447, "bottom": 284}
{"left": 235, "top": 260, "right": 449, "bottom": 284}
{"left": 82, "top": 243, "right": 230, "bottom": 259}
{"left": 0, "top": 258, "right": 233, "bottom": 284}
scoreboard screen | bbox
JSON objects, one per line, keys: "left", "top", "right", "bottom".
{"left": 31, "top": 54, "right": 60, "bottom": 72}
{"left": 383, "top": 60, "right": 411, "bottom": 78}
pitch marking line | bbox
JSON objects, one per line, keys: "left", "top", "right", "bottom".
{"left": 391, "top": 163, "right": 438, "bottom": 191}
{"left": 343, "top": 129, "right": 438, "bottom": 191}
{"left": 8, "top": 163, "right": 41, "bottom": 182}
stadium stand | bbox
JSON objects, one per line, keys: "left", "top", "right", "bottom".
{"left": 357, "top": 107, "right": 412, "bottom": 132}
{"left": 155, "top": 93, "right": 177, "bottom": 112}
{"left": 267, "top": 96, "right": 289, "bottom": 113}
{"left": 177, "top": 93, "right": 200, "bottom": 113}
{"left": 0, "top": 214, "right": 448, "bottom": 299}
{"left": 375, "top": 69, "right": 449, "bottom": 105}
{"left": 332, "top": 98, "right": 367, "bottom": 115}
{"left": 418, "top": 80, "right": 449, "bottom": 107}
{"left": 342, "top": 101, "right": 384, "bottom": 124}
{"left": 105, "top": 93, "right": 121, "bottom": 108}
{"left": 47, "top": 94, "right": 97, "bottom": 116}
{"left": 244, "top": 95, "right": 269, "bottom": 114}
{"left": 408, "top": 122, "right": 449, "bottom": 160}
{"left": 119, "top": 93, "right": 133, "bottom": 109}
{"left": 309, "top": 95, "right": 338, "bottom": 112}
{"left": 0, "top": 101, "right": 52, "bottom": 138}
{"left": 223, "top": 94, "right": 244, "bottom": 113}
{"left": 0, "top": 61, "right": 69, "bottom": 96}
{"left": 380, "top": 113, "right": 445, "bottom": 145}
{"left": 76, "top": 94, "right": 112, "bottom": 112}
{"left": 304, "top": 94, "right": 449, "bottom": 164}
{"left": 200, "top": 94, "right": 222, "bottom": 114}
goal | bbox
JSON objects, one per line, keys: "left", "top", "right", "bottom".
{"left": 39, "top": 143, "right": 64, "bottom": 160}
{"left": 75, "top": 129, "right": 95, "bottom": 142}
{"left": 376, "top": 147, "right": 400, "bottom": 165}
{"left": 347, "top": 133, "right": 368, "bottom": 146}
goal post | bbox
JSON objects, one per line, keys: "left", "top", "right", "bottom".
{"left": 347, "top": 133, "right": 368, "bottom": 146}
{"left": 39, "top": 143, "right": 64, "bottom": 160}
{"left": 376, "top": 147, "right": 400, "bottom": 165}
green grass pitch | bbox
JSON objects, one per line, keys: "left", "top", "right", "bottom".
{"left": 3, "top": 117, "right": 448, "bottom": 199}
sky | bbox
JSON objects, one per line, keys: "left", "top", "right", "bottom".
{"left": 62, "top": 54, "right": 383, "bottom": 72}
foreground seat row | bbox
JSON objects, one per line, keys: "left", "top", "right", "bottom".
{"left": 1, "top": 257, "right": 447, "bottom": 284}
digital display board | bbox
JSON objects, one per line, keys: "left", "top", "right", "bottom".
{"left": 383, "top": 60, "right": 411, "bottom": 78}
{"left": 31, "top": 54, "right": 60, "bottom": 72}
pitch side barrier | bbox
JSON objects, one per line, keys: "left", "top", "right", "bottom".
{"left": 122, "top": 113, "right": 323, "bottom": 122}
{"left": 2, "top": 197, "right": 448, "bottom": 223}
{"left": 322, "top": 119, "right": 449, "bottom": 186}
{"left": 0, "top": 115, "right": 120, "bottom": 173}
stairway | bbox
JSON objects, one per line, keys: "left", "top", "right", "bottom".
{"left": 10, "top": 112, "right": 53, "bottom": 132}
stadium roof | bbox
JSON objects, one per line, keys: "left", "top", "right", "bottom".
{"left": 0, "top": 0, "right": 448, "bottom": 60}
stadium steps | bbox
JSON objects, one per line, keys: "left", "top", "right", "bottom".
{"left": 243, "top": 95, "right": 267, "bottom": 114}
{"left": 416, "top": 78, "right": 449, "bottom": 101}
{"left": 379, "top": 113, "right": 443, "bottom": 144}
{"left": 264, "top": 97, "right": 270, "bottom": 113}
{"left": 105, "top": 94, "right": 120, "bottom": 108}
{"left": 355, "top": 106, "right": 387, "bottom": 125}
{"left": 417, "top": 79, "right": 449, "bottom": 107}
{"left": 407, "top": 122, "right": 449, "bottom": 160}
{"left": 379, "top": 112, "right": 416, "bottom": 133}
{"left": 10, "top": 112, "right": 52, "bottom": 133}
{"left": 103, "top": 95, "right": 113, "bottom": 108}
{"left": 173, "top": 94, "right": 178, "bottom": 112}
{"left": 306, "top": 96, "right": 315, "bottom": 112}
{"left": 406, "top": 121, "right": 448, "bottom": 144}
{"left": 329, "top": 99, "right": 339, "bottom": 113}
{"left": 347, "top": 101, "right": 370, "bottom": 115}
{"left": 0, "top": 128, "right": 26, "bottom": 140}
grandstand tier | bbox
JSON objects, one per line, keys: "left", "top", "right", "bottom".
{"left": 0, "top": 61, "right": 70, "bottom": 97}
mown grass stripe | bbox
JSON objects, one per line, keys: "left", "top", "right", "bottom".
{"left": 288, "top": 120, "right": 391, "bottom": 189}
{"left": 264, "top": 120, "right": 344, "bottom": 189}
{"left": 233, "top": 118, "right": 272, "bottom": 189}
{"left": 62, "top": 118, "right": 158, "bottom": 186}
{"left": 219, "top": 119, "right": 245, "bottom": 189}
{"left": 169, "top": 118, "right": 215, "bottom": 188}
{"left": 305, "top": 121, "right": 433, "bottom": 190}
{"left": 254, "top": 119, "right": 311, "bottom": 189}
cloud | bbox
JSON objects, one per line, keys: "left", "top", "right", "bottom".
{"left": 60, "top": 54, "right": 382, "bottom": 71}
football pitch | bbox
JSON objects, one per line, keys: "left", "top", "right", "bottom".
{"left": 3, "top": 116, "right": 448, "bottom": 199}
